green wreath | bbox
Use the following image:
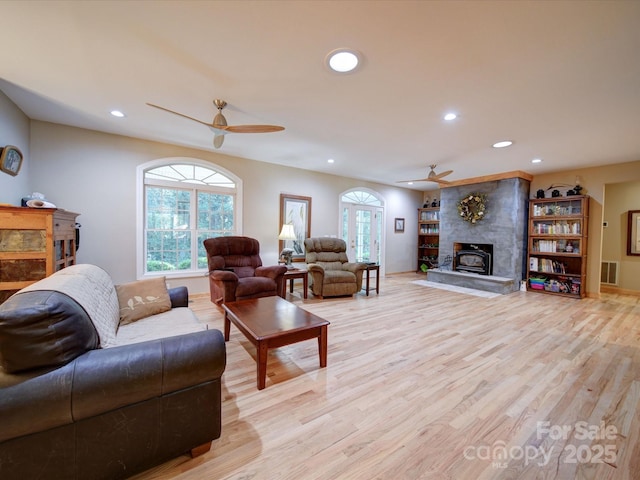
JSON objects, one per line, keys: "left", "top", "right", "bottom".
{"left": 457, "top": 193, "right": 487, "bottom": 223}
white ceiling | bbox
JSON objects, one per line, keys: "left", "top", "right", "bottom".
{"left": 2, "top": 1, "right": 639, "bottom": 191}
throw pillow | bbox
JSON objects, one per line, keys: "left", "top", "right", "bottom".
{"left": 115, "top": 277, "right": 172, "bottom": 325}
{"left": 0, "top": 290, "right": 100, "bottom": 373}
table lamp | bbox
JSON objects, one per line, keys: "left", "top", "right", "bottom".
{"left": 278, "top": 224, "right": 297, "bottom": 267}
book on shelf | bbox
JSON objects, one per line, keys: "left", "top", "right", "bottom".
{"left": 535, "top": 240, "right": 557, "bottom": 253}
{"left": 530, "top": 257, "right": 567, "bottom": 274}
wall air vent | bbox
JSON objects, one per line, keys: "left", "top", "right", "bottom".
{"left": 600, "top": 261, "right": 619, "bottom": 285}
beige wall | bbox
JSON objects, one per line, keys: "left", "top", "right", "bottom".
{"left": 602, "top": 181, "right": 640, "bottom": 291}
{"left": 4, "top": 88, "right": 639, "bottom": 297}
{"left": 0, "top": 91, "right": 30, "bottom": 204}
{"left": 28, "top": 121, "right": 422, "bottom": 292}
{"left": 530, "top": 160, "right": 640, "bottom": 296}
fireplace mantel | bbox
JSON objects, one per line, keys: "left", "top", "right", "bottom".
{"left": 440, "top": 170, "right": 533, "bottom": 188}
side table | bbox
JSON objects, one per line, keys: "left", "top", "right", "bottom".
{"left": 282, "top": 268, "right": 308, "bottom": 299}
{"left": 363, "top": 264, "right": 380, "bottom": 296}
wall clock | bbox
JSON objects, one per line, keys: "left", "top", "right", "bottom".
{"left": 0, "top": 145, "right": 23, "bottom": 176}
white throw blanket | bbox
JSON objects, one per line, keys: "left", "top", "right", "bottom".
{"left": 21, "top": 264, "right": 120, "bottom": 347}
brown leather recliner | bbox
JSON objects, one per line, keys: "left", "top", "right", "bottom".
{"left": 304, "top": 237, "right": 367, "bottom": 298}
{"left": 204, "top": 236, "right": 287, "bottom": 304}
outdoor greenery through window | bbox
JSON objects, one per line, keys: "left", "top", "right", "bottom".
{"left": 144, "top": 163, "right": 237, "bottom": 274}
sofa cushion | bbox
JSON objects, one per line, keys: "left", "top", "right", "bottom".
{"left": 322, "top": 270, "right": 356, "bottom": 284}
{"left": 115, "top": 277, "right": 172, "bottom": 325}
{"left": 113, "top": 307, "right": 206, "bottom": 346}
{"left": 0, "top": 290, "right": 100, "bottom": 373}
{"left": 236, "top": 277, "right": 277, "bottom": 298}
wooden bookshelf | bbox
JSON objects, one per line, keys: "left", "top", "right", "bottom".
{"left": 526, "top": 196, "right": 588, "bottom": 298}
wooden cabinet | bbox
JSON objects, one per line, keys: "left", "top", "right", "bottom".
{"left": 0, "top": 206, "right": 80, "bottom": 304}
{"left": 527, "top": 196, "right": 588, "bottom": 298}
{"left": 418, "top": 207, "right": 440, "bottom": 272}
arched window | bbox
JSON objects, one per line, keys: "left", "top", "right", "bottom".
{"left": 341, "top": 190, "right": 383, "bottom": 206}
{"left": 137, "top": 159, "right": 242, "bottom": 278}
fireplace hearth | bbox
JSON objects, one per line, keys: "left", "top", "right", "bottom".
{"left": 454, "top": 243, "right": 493, "bottom": 275}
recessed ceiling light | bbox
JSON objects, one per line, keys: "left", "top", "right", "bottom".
{"left": 444, "top": 112, "right": 457, "bottom": 121}
{"left": 110, "top": 110, "right": 125, "bottom": 118}
{"left": 408, "top": 182, "right": 414, "bottom": 185}
{"left": 326, "top": 48, "right": 360, "bottom": 73}
{"left": 531, "top": 158, "right": 543, "bottom": 164}
{"left": 492, "top": 140, "right": 513, "bottom": 148}
{"left": 327, "top": 158, "right": 335, "bottom": 163}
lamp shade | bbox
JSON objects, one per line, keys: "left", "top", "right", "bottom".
{"left": 278, "top": 224, "right": 297, "bottom": 241}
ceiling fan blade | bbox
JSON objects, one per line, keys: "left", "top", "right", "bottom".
{"left": 213, "top": 133, "right": 224, "bottom": 149}
{"left": 396, "top": 177, "right": 451, "bottom": 184}
{"left": 224, "top": 124, "right": 285, "bottom": 134}
{"left": 431, "top": 177, "right": 451, "bottom": 184}
{"left": 432, "top": 169, "right": 453, "bottom": 179}
{"left": 146, "top": 103, "right": 214, "bottom": 128}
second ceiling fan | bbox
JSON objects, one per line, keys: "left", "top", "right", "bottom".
{"left": 146, "top": 99, "right": 285, "bottom": 148}
{"left": 399, "top": 164, "right": 453, "bottom": 185}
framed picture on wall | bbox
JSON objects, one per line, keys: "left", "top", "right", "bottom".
{"left": 627, "top": 210, "right": 640, "bottom": 256}
{"left": 280, "top": 194, "right": 312, "bottom": 262}
{"left": 0, "top": 145, "right": 23, "bottom": 176}
{"left": 395, "top": 218, "right": 405, "bottom": 233}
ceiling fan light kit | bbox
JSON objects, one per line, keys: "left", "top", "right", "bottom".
{"left": 147, "top": 99, "right": 284, "bottom": 149}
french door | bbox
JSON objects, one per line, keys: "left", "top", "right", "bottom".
{"left": 341, "top": 204, "right": 383, "bottom": 265}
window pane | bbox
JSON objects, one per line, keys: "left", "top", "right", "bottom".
{"left": 197, "top": 231, "right": 217, "bottom": 268}
{"left": 146, "top": 187, "right": 191, "bottom": 229}
{"left": 342, "top": 207, "right": 349, "bottom": 243}
{"left": 355, "top": 209, "right": 371, "bottom": 261}
{"left": 146, "top": 164, "right": 235, "bottom": 188}
{"left": 341, "top": 190, "right": 382, "bottom": 206}
{"left": 197, "top": 191, "right": 234, "bottom": 234}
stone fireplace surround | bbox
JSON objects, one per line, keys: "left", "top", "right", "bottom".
{"left": 427, "top": 174, "right": 530, "bottom": 294}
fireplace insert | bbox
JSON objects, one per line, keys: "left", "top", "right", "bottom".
{"left": 453, "top": 243, "right": 493, "bottom": 275}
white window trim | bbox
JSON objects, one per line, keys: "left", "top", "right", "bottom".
{"left": 136, "top": 157, "right": 243, "bottom": 280}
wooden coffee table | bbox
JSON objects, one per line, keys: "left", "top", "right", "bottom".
{"left": 222, "top": 296, "right": 329, "bottom": 390}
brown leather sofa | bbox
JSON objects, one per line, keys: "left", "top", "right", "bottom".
{"left": 204, "top": 236, "right": 287, "bottom": 304}
{"left": 0, "top": 277, "right": 226, "bottom": 480}
{"left": 304, "top": 237, "right": 367, "bottom": 298}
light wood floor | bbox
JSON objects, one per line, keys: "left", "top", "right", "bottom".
{"left": 132, "top": 273, "right": 640, "bottom": 480}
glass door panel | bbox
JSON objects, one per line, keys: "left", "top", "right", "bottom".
{"left": 343, "top": 204, "right": 380, "bottom": 264}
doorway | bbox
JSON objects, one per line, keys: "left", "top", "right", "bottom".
{"left": 340, "top": 189, "right": 384, "bottom": 269}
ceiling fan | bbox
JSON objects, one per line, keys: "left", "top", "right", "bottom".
{"left": 398, "top": 164, "right": 453, "bottom": 184}
{"left": 146, "top": 99, "right": 285, "bottom": 148}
